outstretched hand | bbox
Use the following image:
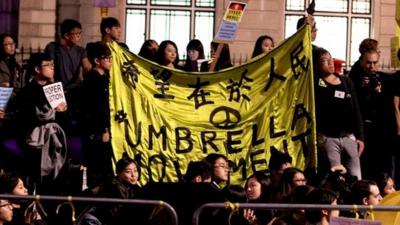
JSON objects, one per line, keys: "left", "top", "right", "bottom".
{"left": 243, "top": 208, "right": 257, "bottom": 225}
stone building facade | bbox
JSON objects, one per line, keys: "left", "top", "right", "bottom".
{"left": 13, "top": 0, "right": 399, "bottom": 66}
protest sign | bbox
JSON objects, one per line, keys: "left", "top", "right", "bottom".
{"left": 0, "top": 87, "right": 13, "bottom": 110}
{"left": 43, "top": 82, "right": 66, "bottom": 109}
{"left": 214, "top": 1, "right": 247, "bottom": 43}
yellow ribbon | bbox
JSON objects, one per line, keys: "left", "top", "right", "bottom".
{"left": 149, "top": 200, "right": 165, "bottom": 219}
{"left": 367, "top": 205, "right": 375, "bottom": 221}
{"left": 224, "top": 202, "right": 240, "bottom": 225}
{"left": 55, "top": 196, "right": 76, "bottom": 224}
{"left": 351, "top": 204, "right": 359, "bottom": 219}
{"left": 24, "top": 195, "right": 48, "bottom": 219}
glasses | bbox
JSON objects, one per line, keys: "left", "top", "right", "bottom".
{"left": 0, "top": 203, "right": 13, "bottom": 209}
{"left": 41, "top": 62, "right": 55, "bottom": 68}
{"left": 100, "top": 55, "right": 112, "bottom": 62}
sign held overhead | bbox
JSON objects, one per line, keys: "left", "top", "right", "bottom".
{"left": 214, "top": 1, "right": 247, "bottom": 43}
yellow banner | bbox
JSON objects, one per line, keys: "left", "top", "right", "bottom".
{"left": 108, "top": 26, "right": 316, "bottom": 186}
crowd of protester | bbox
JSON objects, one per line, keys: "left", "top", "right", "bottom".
{"left": 0, "top": 14, "right": 399, "bottom": 225}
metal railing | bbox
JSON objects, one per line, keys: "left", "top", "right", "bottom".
{"left": 0, "top": 194, "right": 179, "bottom": 225}
{"left": 192, "top": 202, "right": 400, "bottom": 225}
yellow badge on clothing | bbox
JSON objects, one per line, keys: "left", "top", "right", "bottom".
{"left": 108, "top": 26, "right": 317, "bottom": 186}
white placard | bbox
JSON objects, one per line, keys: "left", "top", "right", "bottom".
{"left": 43, "top": 82, "right": 66, "bottom": 109}
{"left": 0, "top": 87, "right": 13, "bottom": 110}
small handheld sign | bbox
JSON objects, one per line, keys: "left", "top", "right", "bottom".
{"left": 43, "top": 82, "right": 66, "bottom": 109}
{"left": 0, "top": 87, "right": 13, "bottom": 110}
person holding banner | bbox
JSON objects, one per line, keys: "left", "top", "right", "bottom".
{"left": 81, "top": 42, "right": 114, "bottom": 187}
{"left": 313, "top": 48, "right": 364, "bottom": 180}
{"left": 138, "top": 39, "right": 159, "bottom": 62}
{"left": 155, "top": 40, "right": 182, "bottom": 69}
{"left": 15, "top": 52, "right": 69, "bottom": 194}
{"left": 100, "top": 17, "right": 129, "bottom": 51}
{"left": 202, "top": 42, "right": 233, "bottom": 72}
{"left": 183, "top": 39, "right": 207, "bottom": 72}
{"left": 101, "top": 17, "right": 122, "bottom": 43}
{"left": 297, "top": 15, "right": 317, "bottom": 43}
{"left": 251, "top": 35, "right": 275, "bottom": 58}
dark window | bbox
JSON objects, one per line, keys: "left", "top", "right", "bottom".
{"left": 0, "top": 0, "right": 19, "bottom": 41}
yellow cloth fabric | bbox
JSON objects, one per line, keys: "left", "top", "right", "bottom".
{"left": 366, "top": 191, "right": 400, "bottom": 225}
{"left": 108, "top": 26, "right": 316, "bottom": 185}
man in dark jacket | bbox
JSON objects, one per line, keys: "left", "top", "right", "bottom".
{"left": 349, "top": 48, "right": 398, "bottom": 180}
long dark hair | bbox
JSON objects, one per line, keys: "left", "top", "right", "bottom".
{"left": 0, "top": 34, "right": 16, "bottom": 59}
{"left": 375, "top": 172, "right": 393, "bottom": 197}
{"left": 275, "top": 167, "right": 305, "bottom": 202}
{"left": 245, "top": 171, "right": 271, "bottom": 202}
{"left": 0, "top": 34, "right": 20, "bottom": 75}
{"left": 155, "top": 40, "right": 180, "bottom": 67}
{"left": 251, "top": 35, "right": 274, "bottom": 57}
{"left": 0, "top": 172, "right": 20, "bottom": 194}
{"left": 183, "top": 39, "right": 205, "bottom": 72}
{"left": 138, "top": 39, "right": 159, "bottom": 62}
{"left": 210, "top": 42, "right": 232, "bottom": 71}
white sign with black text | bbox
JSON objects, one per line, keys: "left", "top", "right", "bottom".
{"left": 43, "top": 82, "right": 66, "bottom": 109}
